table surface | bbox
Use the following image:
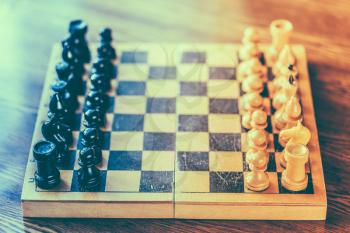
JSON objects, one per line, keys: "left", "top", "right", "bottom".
{"left": 1, "top": 0, "right": 349, "bottom": 232}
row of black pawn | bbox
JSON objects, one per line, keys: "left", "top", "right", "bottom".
{"left": 33, "top": 20, "right": 116, "bottom": 191}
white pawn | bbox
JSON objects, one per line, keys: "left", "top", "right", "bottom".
{"left": 242, "top": 109, "right": 268, "bottom": 130}
{"left": 240, "top": 92, "right": 264, "bottom": 113}
{"left": 242, "top": 74, "right": 264, "bottom": 94}
{"left": 247, "top": 129, "right": 268, "bottom": 151}
{"left": 238, "top": 27, "right": 261, "bottom": 61}
{"left": 245, "top": 149, "right": 270, "bottom": 191}
{"left": 237, "top": 58, "right": 267, "bottom": 81}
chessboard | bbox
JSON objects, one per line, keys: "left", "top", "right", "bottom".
{"left": 21, "top": 42, "right": 327, "bottom": 220}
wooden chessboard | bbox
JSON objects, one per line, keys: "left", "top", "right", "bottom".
{"left": 21, "top": 43, "right": 327, "bottom": 220}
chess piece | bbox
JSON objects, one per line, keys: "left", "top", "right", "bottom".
{"left": 242, "top": 109, "right": 268, "bottom": 130}
{"left": 55, "top": 138, "right": 70, "bottom": 167}
{"left": 41, "top": 114, "right": 73, "bottom": 147}
{"left": 238, "top": 43, "right": 260, "bottom": 62}
{"left": 33, "top": 140, "right": 60, "bottom": 189}
{"left": 237, "top": 58, "right": 267, "bottom": 81}
{"left": 97, "top": 28, "right": 117, "bottom": 61}
{"left": 247, "top": 129, "right": 268, "bottom": 151}
{"left": 272, "top": 72, "right": 298, "bottom": 110}
{"left": 90, "top": 73, "right": 110, "bottom": 93}
{"left": 52, "top": 80, "right": 79, "bottom": 112}
{"left": 266, "top": 19, "right": 293, "bottom": 65}
{"left": 78, "top": 147, "right": 101, "bottom": 191}
{"left": 241, "top": 27, "right": 260, "bottom": 44}
{"left": 91, "top": 58, "right": 115, "bottom": 80}
{"left": 273, "top": 45, "right": 296, "bottom": 76}
{"left": 67, "top": 19, "right": 91, "bottom": 63}
{"left": 55, "top": 61, "right": 71, "bottom": 81}
{"left": 274, "top": 96, "right": 302, "bottom": 130}
{"left": 279, "top": 121, "right": 311, "bottom": 167}
{"left": 83, "top": 109, "right": 105, "bottom": 128}
{"left": 48, "top": 93, "right": 73, "bottom": 126}
{"left": 81, "top": 128, "right": 102, "bottom": 164}
{"left": 281, "top": 142, "right": 309, "bottom": 191}
{"left": 242, "top": 74, "right": 264, "bottom": 93}
{"left": 84, "top": 90, "right": 109, "bottom": 114}
{"left": 241, "top": 92, "right": 264, "bottom": 113}
{"left": 245, "top": 149, "right": 270, "bottom": 191}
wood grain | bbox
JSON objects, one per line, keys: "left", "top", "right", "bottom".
{"left": 0, "top": 0, "right": 349, "bottom": 231}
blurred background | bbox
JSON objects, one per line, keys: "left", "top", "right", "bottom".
{"left": 0, "top": 0, "right": 349, "bottom": 232}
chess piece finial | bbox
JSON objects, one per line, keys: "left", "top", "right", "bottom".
{"left": 281, "top": 142, "right": 309, "bottom": 191}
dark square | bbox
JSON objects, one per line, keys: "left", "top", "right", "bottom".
{"left": 144, "top": 132, "right": 175, "bottom": 151}
{"left": 268, "top": 67, "right": 274, "bottom": 81}
{"left": 57, "top": 150, "right": 76, "bottom": 170}
{"left": 209, "top": 67, "right": 236, "bottom": 80}
{"left": 106, "top": 96, "right": 115, "bottom": 113}
{"left": 210, "top": 133, "right": 241, "bottom": 151}
{"left": 209, "top": 99, "right": 239, "bottom": 114}
{"left": 178, "top": 115, "right": 208, "bottom": 132}
{"left": 177, "top": 152, "right": 209, "bottom": 171}
{"left": 261, "top": 83, "right": 269, "bottom": 97}
{"left": 277, "top": 173, "right": 314, "bottom": 194}
{"left": 210, "top": 172, "right": 244, "bottom": 193}
{"left": 112, "top": 114, "right": 144, "bottom": 131}
{"left": 266, "top": 116, "right": 273, "bottom": 133}
{"left": 180, "top": 82, "right": 207, "bottom": 96}
{"left": 149, "top": 66, "right": 177, "bottom": 80}
{"left": 242, "top": 153, "right": 249, "bottom": 172}
{"left": 108, "top": 151, "right": 142, "bottom": 170}
{"left": 71, "top": 170, "right": 107, "bottom": 192}
{"left": 181, "top": 51, "right": 206, "bottom": 63}
{"left": 77, "top": 131, "right": 110, "bottom": 150}
{"left": 72, "top": 113, "right": 82, "bottom": 131}
{"left": 274, "top": 134, "right": 284, "bottom": 152}
{"left": 146, "top": 98, "right": 176, "bottom": 113}
{"left": 117, "top": 81, "right": 146, "bottom": 96}
{"left": 120, "top": 51, "right": 148, "bottom": 63}
{"left": 139, "top": 171, "right": 173, "bottom": 192}
{"left": 77, "top": 80, "right": 87, "bottom": 96}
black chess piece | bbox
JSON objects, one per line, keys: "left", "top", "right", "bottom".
{"left": 55, "top": 61, "right": 71, "bottom": 81}
{"left": 56, "top": 61, "right": 85, "bottom": 96}
{"left": 55, "top": 138, "right": 70, "bottom": 167}
{"left": 52, "top": 80, "right": 79, "bottom": 112}
{"left": 67, "top": 19, "right": 91, "bottom": 64}
{"left": 41, "top": 114, "right": 73, "bottom": 147}
{"left": 48, "top": 93, "right": 73, "bottom": 126}
{"left": 33, "top": 140, "right": 60, "bottom": 189}
{"left": 97, "top": 28, "right": 117, "bottom": 61}
{"left": 91, "top": 58, "right": 115, "bottom": 80}
{"left": 81, "top": 127, "right": 102, "bottom": 164}
{"left": 83, "top": 109, "right": 105, "bottom": 128}
{"left": 90, "top": 73, "right": 110, "bottom": 93}
{"left": 84, "top": 90, "right": 109, "bottom": 114}
{"left": 77, "top": 146, "right": 101, "bottom": 191}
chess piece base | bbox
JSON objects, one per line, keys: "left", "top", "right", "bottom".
{"left": 281, "top": 170, "right": 308, "bottom": 191}
{"left": 245, "top": 172, "right": 270, "bottom": 192}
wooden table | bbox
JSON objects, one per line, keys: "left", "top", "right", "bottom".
{"left": 1, "top": 0, "right": 349, "bottom": 231}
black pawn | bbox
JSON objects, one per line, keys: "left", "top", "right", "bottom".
{"left": 91, "top": 58, "right": 115, "bottom": 80}
{"left": 55, "top": 138, "right": 70, "bottom": 167}
{"left": 48, "top": 93, "right": 73, "bottom": 126}
{"left": 78, "top": 147, "right": 101, "bottom": 191}
{"left": 81, "top": 128, "right": 102, "bottom": 163}
{"left": 68, "top": 19, "right": 91, "bottom": 64}
{"left": 52, "top": 80, "right": 79, "bottom": 112}
{"left": 97, "top": 28, "right": 116, "bottom": 61}
{"left": 84, "top": 108, "right": 105, "bottom": 128}
{"left": 55, "top": 61, "right": 71, "bottom": 81}
{"left": 33, "top": 140, "right": 60, "bottom": 189}
{"left": 41, "top": 115, "right": 73, "bottom": 147}
{"left": 90, "top": 73, "right": 110, "bottom": 93}
{"left": 84, "top": 90, "right": 108, "bottom": 114}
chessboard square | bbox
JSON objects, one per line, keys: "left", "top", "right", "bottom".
{"left": 181, "top": 51, "right": 206, "bottom": 63}
{"left": 146, "top": 98, "right": 176, "bottom": 113}
{"left": 210, "top": 172, "right": 244, "bottom": 193}
{"left": 114, "top": 96, "right": 146, "bottom": 114}
{"left": 102, "top": 113, "right": 114, "bottom": 131}
{"left": 275, "top": 152, "right": 285, "bottom": 173}
{"left": 110, "top": 132, "right": 144, "bottom": 151}
{"left": 149, "top": 66, "right": 177, "bottom": 80}
{"left": 146, "top": 80, "right": 178, "bottom": 97}
{"left": 101, "top": 132, "right": 111, "bottom": 150}
{"left": 106, "top": 96, "right": 115, "bottom": 113}
{"left": 139, "top": 171, "right": 173, "bottom": 192}
{"left": 177, "top": 64, "right": 209, "bottom": 82}
{"left": 118, "top": 64, "right": 148, "bottom": 81}
{"left": 207, "top": 80, "right": 239, "bottom": 98}
{"left": 206, "top": 47, "right": 237, "bottom": 66}
{"left": 142, "top": 151, "right": 175, "bottom": 171}
{"left": 112, "top": 114, "right": 144, "bottom": 131}
{"left": 117, "top": 81, "right": 146, "bottom": 96}
{"left": 106, "top": 171, "right": 141, "bottom": 192}
{"left": 175, "top": 171, "right": 209, "bottom": 192}
{"left": 97, "top": 150, "right": 110, "bottom": 170}
{"left": 120, "top": 51, "right": 148, "bottom": 63}
{"left": 144, "top": 114, "right": 177, "bottom": 132}
{"left": 273, "top": 134, "right": 284, "bottom": 152}
{"left": 70, "top": 131, "right": 80, "bottom": 150}
{"left": 71, "top": 170, "right": 107, "bottom": 192}
{"left": 177, "top": 152, "right": 209, "bottom": 171}
{"left": 210, "top": 133, "right": 241, "bottom": 151}
{"left": 59, "top": 150, "right": 77, "bottom": 170}
{"left": 243, "top": 172, "right": 279, "bottom": 194}
{"left": 209, "top": 67, "right": 236, "bottom": 80}
{"left": 266, "top": 116, "right": 273, "bottom": 133}
{"left": 209, "top": 151, "right": 243, "bottom": 172}
{"left": 208, "top": 114, "right": 241, "bottom": 133}
{"left": 108, "top": 151, "right": 142, "bottom": 170}
{"left": 263, "top": 98, "right": 271, "bottom": 115}
{"left": 178, "top": 115, "right": 208, "bottom": 132}
{"left": 143, "top": 132, "right": 175, "bottom": 151}
{"left": 176, "top": 132, "right": 209, "bottom": 152}
{"left": 72, "top": 113, "right": 82, "bottom": 131}
{"left": 261, "top": 83, "right": 269, "bottom": 98}
{"left": 180, "top": 82, "right": 207, "bottom": 96}
{"left": 267, "top": 153, "right": 277, "bottom": 172}
{"left": 177, "top": 96, "right": 209, "bottom": 114}
{"left": 209, "top": 98, "right": 239, "bottom": 114}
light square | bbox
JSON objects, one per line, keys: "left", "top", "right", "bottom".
{"left": 106, "top": 171, "right": 141, "bottom": 192}
{"left": 175, "top": 171, "right": 210, "bottom": 193}
{"left": 118, "top": 64, "right": 148, "bottom": 81}
{"left": 177, "top": 96, "right": 209, "bottom": 114}
{"left": 243, "top": 172, "right": 279, "bottom": 194}
{"left": 142, "top": 151, "right": 175, "bottom": 171}
{"left": 176, "top": 132, "right": 209, "bottom": 151}
{"left": 177, "top": 64, "right": 209, "bottom": 82}
{"left": 146, "top": 80, "right": 178, "bottom": 97}
{"left": 69, "top": 131, "right": 80, "bottom": 150}
{"left": 209, "top": 151, "right": 243, "bottom": 172}
{"left": 208, "top": 114, "right": 241, "bottom": 133}
{"left": 207, "top": 80, "right": 239, "bottom": 98}
{"left": 114, "top": 96, "right": 146, "bottom": 114}
{"left": 101, "top": 113, "right": 114, "bottom": 131}
{"left": 205, "top": 45, "right": 237, "bottom": 66}
{"left": 110, "top": 132, "right": 144, "bottom": 151}
{"left": 144, "top": 114, "right": 177, "bottom": 132}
